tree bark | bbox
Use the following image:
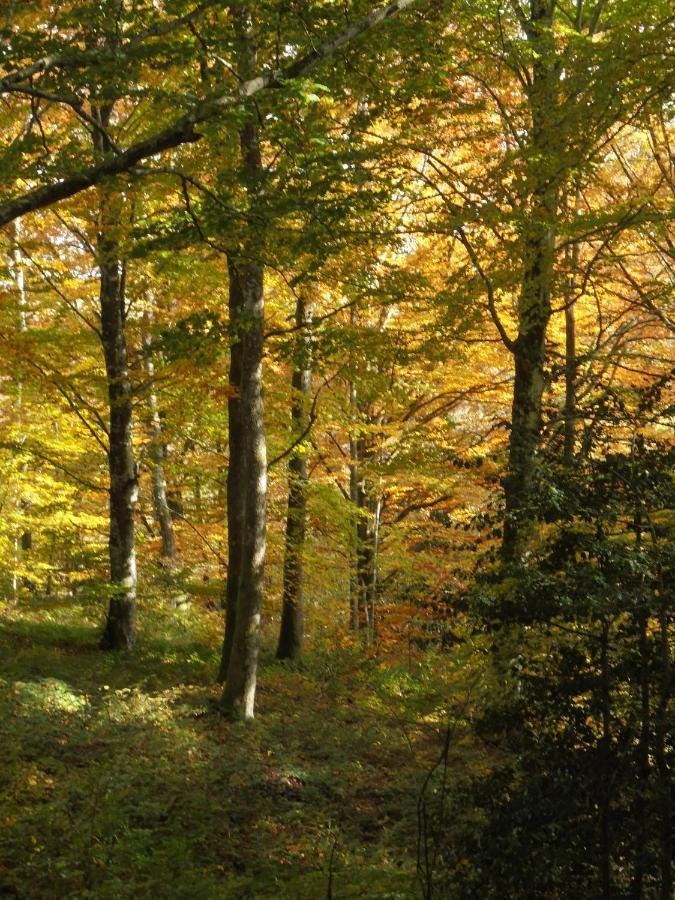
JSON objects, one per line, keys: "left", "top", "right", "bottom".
{"left": 142, "top": 311, "right": 176, "bottom": 562}
{"left": 599, "top": 619, "right": 613, "bottom": 900}
{"left": 218, "top": 253, "right": 245, "bottom": 681}
{"left": 8, "top": 221, "right": 32, "bottom": 597}
{"left": 219, "top": 19, "right": 267, "bottom": 714}
{"left": 502, "top": 0, "right": 559, "bottom": 559}
{"left": 95, "top": 104, "right": 138, "bottom": 651}
{"left": 277, "top": 294, "right": 313, "bottom": 660}
{"left": 220, "top": 255, "right": 266, "bottom": 719}
{"left": 348, "top": 381, "right": 361, "bottom": 632}
{"left": 563, "top": 189, "right": 581, "bottom": 467}
{"left": 655, "top": 590, "right": 672, "bottom": 898}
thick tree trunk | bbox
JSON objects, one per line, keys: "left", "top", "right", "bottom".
{"left": 503, "top": 319, "right": 549, "bottom": 555}
{"left": 218, "top": 11, "right": 268, "bottom": 717}
{"left": 502, "top": 0, "right": 559, "bottom": 559}
{"left": 143, "top": 314, "right": 176, "bottom": 562}
{"left": 277, "top": 295, "right": 313, "bottom": 660}
{"left": 220, "top": 256, "right": 266, "bottom": 719}
{"left": 95, "top": 104, "right": 138, "bottom": 651}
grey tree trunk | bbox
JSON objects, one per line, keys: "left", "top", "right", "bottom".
{"left": 352, "top": 429, "right": 378, "bottom": 638}
{"left": 502, "top": 0, "right": 559, "bottom": 559}
{"left": 9, "top": 221, "right": 31, "bottom": 597}
{"left": 563, "top": 280, "right": 576, "bottom": 466}
{"left": 277, "top": 294, "right": 313, "bottom": 660}
{"left": 142, "top": 312, "right": 176, "bottom": 562}
{"left": 348, "top": 382, "right": 361, "bottom": 632}
{"left": 218, "top": 253, "right": 245, "bottom": 680}
{"left": 218, "top": 11, "right": 268, "bottom": 718}
{"left": 220, "top": 255, "right": 266, "bottom": 718}
{"left": 95, "top": 104, "right": 138, "bottom": 651}
{"left": 563, "top": 188, "right": 581, "bottom": 467}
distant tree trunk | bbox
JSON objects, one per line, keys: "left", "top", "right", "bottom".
{"left": 563, "top": 188, "right": 581, "bottom": 467}
{"left": 654, "top": 579, "right": 672, "bottom": 898}
{"left": 368, "top": 493, "right": 382, "bottom": 641}
{"left": 502, "top": 0, "right": 559, "bottom": 559}
{"left": 220, "top": 254, "right": 266, "bottom": 718}
{"left": 355, "top": 463, "right": 374, "bottom": 630}
{"left": 599, "top": 619, "right": 613, "bottom": 899}
{"left": 142, "top": 311, "right": 176, "bottom": 562}
{"left": 563, "top": 279, "right": 576, "bottom": 466}
{"left": 348, "top": 382, "right": 360, "bottom": 632}
{"left": 277, "top": 294, "right": 313, "bottom": 660}
{"left": 9, "top": 220, "right": 31, "bottom": 597}
{"left": 95, "top": 103, "right": 138, "bottom": 651}
{"left": 631, "top": 510, "right": 649, "bottom": 899}
{"left": 353, "top": 435, "right": 379, "bottom": 640}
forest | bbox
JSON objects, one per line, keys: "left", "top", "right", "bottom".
{"left": 0, "top": 0, "right": 673, "bottom": 897}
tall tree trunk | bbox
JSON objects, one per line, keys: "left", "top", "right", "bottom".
{"left": 630, "top": 510, "right": 648, "bottom": 899}
{"left": 655, "top": 586, "right": 672, "bottom": 898}
{"left": 218, "top": 8, "right": 268, "bottom": 716}
{"left": 502, "top": 0, "right": 559, "bottom": 559}
{"left": 277, "top": 294, "right": 313, "bottom": 660}
{"left": 599, "top": 619, "right": 613, "bottom": 900}
{"left": 348, "top": 381, "right": 361, "bottom": 632}
{"left": 563, "top": 188, "right": 581, "bottom": 466}
{"left": 95, "top": 104, "right": 138, "bottom": 651}
{"left": 142, "top": 311, "right": 176, "bottom": 562}
{"left": 220, "top": 255, "right": 266, "bottom": 718}
{"left": 9, "top": 221, "right": 31, "bottom": 597}
{"left": 219, "top": 254, "right": 245, "bottom": 680}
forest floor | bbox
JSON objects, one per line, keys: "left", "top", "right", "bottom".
{"left": 0, "top": 592, "right": 489, "bottom": 899}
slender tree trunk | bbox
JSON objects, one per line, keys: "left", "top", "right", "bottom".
{"left": 631, "top": 511, "right": 649, "bottom": 899}
{"left": 356, "top": 474, "right": 374, "bottom": 634}
{"left": 502, "top": 0, "right": 559, "bottom": 559}
{"left": 599, "top": 619, "right": 613, "bottom": 899}
{"left": 563, "top": 188, "right": 581, "bottom": 466}
{"left": 655, "top": 592, "right": 672, "bottom": 898}
{"left": 348, "top": 382, "right": 360, "bottom": 632}
{"left": 219, "top": 255, "right": 245, "bottom": 680}
{"left": 142, "top": 312, "right": 176, "bottom": 562}
{"left": 368, "top": 493, "right": 382, "bottom": 642}
{"left": 95, "top": 104, "right": 138, "bottom": 651}
{"left": 9, "top": 221, "right": 31, "bottom": 597}
{"left": 631, "top": 607, "right": 650, "bottom": 898}
{"left": 277, "top": 294, "right": 313, "bottom": 660}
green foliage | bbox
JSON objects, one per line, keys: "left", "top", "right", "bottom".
{"left": 423, "top": 437, "right": 674, "bottom": 898}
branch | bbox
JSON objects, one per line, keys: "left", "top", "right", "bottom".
{"left": 456, "top": 226, "right": 516, "bottom": 352}
{"left": 392, "top": 493, "right": 454, "bottom": 524}
{"left": 168, "top": 508, "right": 226, "bottom": 565}
{"left": 0, "top": 440, "right": 105, "bottom": 492}
{"left": 0, "top": 1, "right": 223, "bottom": 87}
{"left": 0, "top": 0, "right": 420, "bottom": 227}
{"left": 267, "top": 375, "right": 334, "bottom": 469}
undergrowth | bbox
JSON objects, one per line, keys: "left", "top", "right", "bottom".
{"left": 0, "top": 592, "right": 488, "bottom": 899}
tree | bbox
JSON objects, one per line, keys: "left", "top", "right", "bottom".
{"left": 276, "top": 290, "right": 314, "bottom": 660}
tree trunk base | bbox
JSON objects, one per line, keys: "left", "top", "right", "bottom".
{"left": 100, "top": 596, "right": 137, "bottom": 650}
